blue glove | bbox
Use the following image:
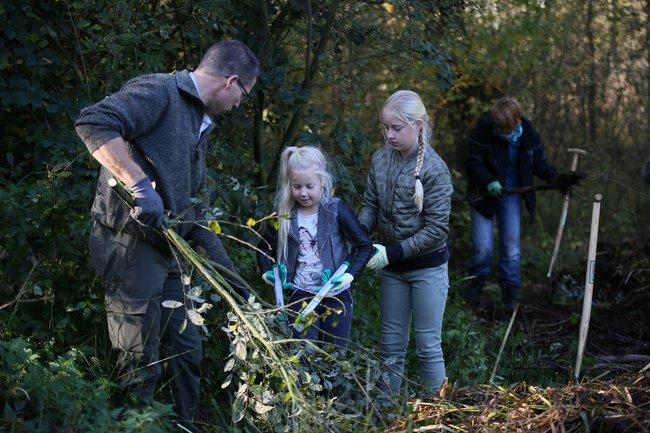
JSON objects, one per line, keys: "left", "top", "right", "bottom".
{"left": 262, "top": 270, "right": 275, "bottom": 287}
{"left": 130, "top": 177, "right": 164, "bottom": 227}
{"left": 487, "top": 180, "right": 503, "bottom": 197}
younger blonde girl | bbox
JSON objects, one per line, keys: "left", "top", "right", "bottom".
{"left": 257, "top": 146, "right": 373, "bottom": 348}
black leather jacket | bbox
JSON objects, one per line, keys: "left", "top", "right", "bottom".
{"left": 257, "top": 197, "right": 373, "bottom": 283}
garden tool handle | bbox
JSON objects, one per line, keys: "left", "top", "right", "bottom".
{"left": 273, "top": 265, "right": 284, "bottom": 308}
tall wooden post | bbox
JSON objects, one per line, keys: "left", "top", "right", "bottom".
{"left": 574, "top": 193, "right": 602, "bottom": 381}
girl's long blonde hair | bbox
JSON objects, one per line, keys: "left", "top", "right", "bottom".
{"left": 382, "top": 90, "right": 433, "bottom": 213}
{"left": 274, "top": 145, "right": 333, "bottom": 263}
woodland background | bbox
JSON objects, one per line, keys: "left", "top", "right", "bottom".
{"left": 1, "top": 0, "right": 649, "bottom": 431}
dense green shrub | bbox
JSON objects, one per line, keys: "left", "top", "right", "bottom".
{"left": 0, "top": 338, "right": 174, "bottom": 432}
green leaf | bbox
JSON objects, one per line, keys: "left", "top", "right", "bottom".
{"left": 221, "top": 374, "right": 233, "bottom": 389}
{"left": 235, "top": 341, "right": 247, "bottom": 361}
{"left": 224, "top": 358, "right": 236, "bottom": 372}
{"left": 232, "top": 394, "right": 246, "bottom": 423}
{"left": 162, "top": 300, "right": 183, "bottom": 309}
{"left": 254, "top": 401, "right": 274, "bottom": 415}
{"left": 186, "top": 309, "right": 204, "bottom": 326}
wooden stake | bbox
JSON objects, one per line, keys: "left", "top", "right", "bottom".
{"left": 574, "top": 193, "right": 602, "bottom": 381}
{"left": 547, "top": 148, "right": 587, "bottom": 280}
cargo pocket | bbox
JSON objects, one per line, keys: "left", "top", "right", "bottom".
{"left": 105, "top": 296, "right": 151, "bottom": 355}
{"left": 89, "top": 223, "right": 138, "bottom": 286}
{"left": 89, "top": 222, "right": 108, "bottom": 275}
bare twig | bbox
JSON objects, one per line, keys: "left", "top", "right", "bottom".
{"left": 489, "top": 304, "right": 518, "bottom": 384}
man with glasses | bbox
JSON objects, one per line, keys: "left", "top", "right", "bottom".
{"left": 75, "top": 40, "right": 259, "bottom": 432}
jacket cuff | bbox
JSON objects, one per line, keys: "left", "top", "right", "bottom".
{"left": 386, "top": 242, "right": 404, "bottom": 264}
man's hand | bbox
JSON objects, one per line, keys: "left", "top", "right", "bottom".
{"left": 487, "top": 180, "right": 503, "bottom": 197}
{"left": 367, "top": 244, "right": 389, "bottom": 270}
{"left": 130, "top": 177, "right": 164, "bottom": 227}
{"left": 554, "top": 172, "right": 586, "bottom": 193}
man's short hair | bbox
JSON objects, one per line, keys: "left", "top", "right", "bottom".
{"left": 491, "top": 96, "right": 523, "bottom": 133}
{"left": 198, "top": 40, "right": 260, "bottom": 86}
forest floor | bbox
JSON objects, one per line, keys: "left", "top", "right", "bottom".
{"left": 385, "top": 238, "right": 650, "bottom": 432}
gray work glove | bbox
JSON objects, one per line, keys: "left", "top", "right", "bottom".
{"left": 129, "top": 177, "right": 164, "bottom": 227}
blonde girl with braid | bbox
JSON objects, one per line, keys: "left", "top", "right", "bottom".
{"left": 358, "top": 90, "right": 453, "bottom": 396}
{"left": 257, "top": 146, "right": 373, "bottom": 349}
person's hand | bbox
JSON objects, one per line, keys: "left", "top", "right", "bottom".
{"left": 320, "top": 268, "right": 332, "bottom": 286}
{"left": 330, "top": 272, "right": 354, "bottom": 290}
{"left": 262, "top": 264, "right": 293, "bottom": 289}
{"left": 130, "top": 177, "right": 164, "bottom": 227}
{"left": 554, "top": 172, "right": 586, "bottom": 192}
{"left": 367, "top": 244, "right": 389, "bottom": 270}
{"left": 262, "top": 270, "right": 275, "bottom": 287}
{"left": 487, "top": 180, "right": 503, "bottom": 197}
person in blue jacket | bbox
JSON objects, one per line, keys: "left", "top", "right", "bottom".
{"left": 465, "top": 96, "right": 581, "bottom": 311}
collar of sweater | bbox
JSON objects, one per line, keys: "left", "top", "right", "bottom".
{"left": 174, "top": 69, "right": 204, "bottom": 106}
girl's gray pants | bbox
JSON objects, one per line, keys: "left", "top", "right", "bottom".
{"left": 379, "top": 263, "right": 449, "bottom": 396}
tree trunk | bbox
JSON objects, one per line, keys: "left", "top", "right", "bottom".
{"left": 585, "top": 0, "right": 597, "bottom": 149}
{"left": 266, "top": 0, "right": 340, "bottom": 185}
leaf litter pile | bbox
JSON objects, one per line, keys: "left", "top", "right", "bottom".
{"left": 385, "top": 368, "right": 649, "bottom": 433}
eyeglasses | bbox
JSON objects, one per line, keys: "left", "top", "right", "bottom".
{"left": 226, "top": 75, "right": 250, "bottom": 104}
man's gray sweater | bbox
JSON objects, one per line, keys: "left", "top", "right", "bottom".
{"left": 75, "top": 69, "right": 239, "bottom": 279}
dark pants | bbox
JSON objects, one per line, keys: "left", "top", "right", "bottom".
{"left": 286, "top": 289, "right": 353, "bottom": 349}
{"left": 89, "top": 222, "right": 202, "bottom": 422}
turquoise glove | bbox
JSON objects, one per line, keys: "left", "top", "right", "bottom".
{"left": 262, "top": 270, "right": 275, "bottom": 287}
{"left": 367, "top": 244, "right": 389, "bottom": 270}
{"left": 487, "top": 180, "right": 503, "bottom": 197}
{"left": 320, "top": 268, "right": 332, "bottom": 286}
{"left": 330, "top": 272, "right": 354, "bottom": 290}
{"left": 261, "top": 264, "right": 294, "bottom": 289}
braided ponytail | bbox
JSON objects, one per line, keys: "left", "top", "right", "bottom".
{"left": 413, "top": 113, "right": 433, "bottom": 213}
{"left": 413, "top": 131, "right": 425, "bottom": 212}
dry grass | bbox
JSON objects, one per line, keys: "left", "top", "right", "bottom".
{"left": 386, "top": 369, "right": 650, "bottom": 433}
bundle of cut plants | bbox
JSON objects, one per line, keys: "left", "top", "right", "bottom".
{"left": 386, "top": 368, "right": 650, "bottom": 433}
{"left": 109, "top": 179, "right": 385, "bottom": 432}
